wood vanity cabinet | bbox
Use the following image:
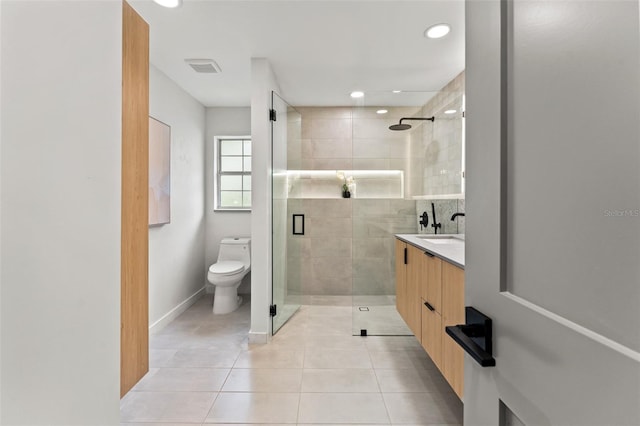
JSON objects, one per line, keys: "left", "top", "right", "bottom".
{"left": 420, "top": 252, "right": 443, "bottom": 369}
{"left": 395, "top": 239, "right": 407, "bottom": 323}
{"left": 441, "top": 261, "right": 465, "bottom": 399}
{"left": 395, "top": 237, "right": 465, "bottom": 400}
{"left": 395, "top": 241, "right": 423, "bottom": 337}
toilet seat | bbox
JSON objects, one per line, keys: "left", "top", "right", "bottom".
{"left": 209, "top": 261, "right": 244, "bottom": 276}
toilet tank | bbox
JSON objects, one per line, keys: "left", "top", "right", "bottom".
{"left": 218, "top": 237, "right": 251, "bottom": 268}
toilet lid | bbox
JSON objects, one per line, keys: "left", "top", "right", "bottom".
{"left": 209, "top": 261, "right": 244, "bottom": 276}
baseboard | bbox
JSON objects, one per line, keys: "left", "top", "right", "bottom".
{"left": 149, "top": 287, "right": 206, "bottom": 335}
{"left": 248, "top": 331, "right": 269, "bottom": 344}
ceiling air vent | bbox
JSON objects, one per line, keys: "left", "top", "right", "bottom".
{"left": 185, "top": 59, "right": 221, "bottom": 74}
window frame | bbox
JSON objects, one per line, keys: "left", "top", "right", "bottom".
{"left": 214, "top": 135, "right": 252, "bottom": 212}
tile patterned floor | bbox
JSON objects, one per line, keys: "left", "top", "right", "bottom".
{"left": 120, "top": 295, "right": 463, "bottom": 425}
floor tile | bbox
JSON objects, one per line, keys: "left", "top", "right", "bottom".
{"left": 122, "top": 294, "right": 462, "bottom": 425}
{"left": 369, "top": 350, "right": 435, "bottom": 371}
{"left": 301, "top": 369, "right": 380, "bottom": 393}
{"left": 149, "top": 349, "right": 179, "bottom": 368}
{"left": 222, "top": 368, "right": 303, "bottom": 392}
{"left": 375, "top": 368, "right": 447, "bottom": 393}
{"left": 234, "top": 349, "right": 304, "bottom": 368}
{"left": 304, "top": 349, "right": 372, "bottom": 369}
{"left": 120, "top": 391, "right": 217, "bottom": 423}
{"left": 364, "top": 336, "right": 422, "bottom": 352}
{"left": 305, "top": 336, "right": 367, "bottom": 350}
{"left": 134, "top": 367, "right": 230, "bottom": 392}
{"left": 165, "top": 348, "right": 240, "bottom": 368}
{"left": 120, "top": 423, "right": 201, "bottom": 426}
{"left": 298, "top": 393, "right": 390, "bottom": 424}
{"left": 382, "top": 392, "right": 463, "bottom": 424}
{"left": 204, "top": 392, "right": 299, "bottom": 423}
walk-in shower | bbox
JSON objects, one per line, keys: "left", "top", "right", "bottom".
{"left": 270, "top": 80, "right": 465, "bottom": 337}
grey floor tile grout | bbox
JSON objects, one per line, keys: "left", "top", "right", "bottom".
{"left": 123, "top": 295, "right": 461, "bottom": 425}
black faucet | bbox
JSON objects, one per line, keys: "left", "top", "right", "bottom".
{"left": 451, "top": 212, "right": 465, "bottom": 221}
{"left": 431, "top": 202, "right": 441, "bottom": 234}
{"left": 419, "top": 212, "right": 429, "bottom": 230}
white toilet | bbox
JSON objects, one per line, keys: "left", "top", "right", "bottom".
{"left": 208, "top": 237, "right": 251, "bottom": 314}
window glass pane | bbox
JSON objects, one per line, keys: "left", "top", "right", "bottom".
{"left": 243, "top": 175, "right": 251, "bottom": 190}
{"left": 243, "top": 191, "right": 252, "bottom": 207}
{"left": 220, "top": 191, "right": 243, "bottom": 207}
{"left": 221, "top": 175, "right": 243, "bottom": 191}
{"left": 221, "top": 156, "right": 243, "bottom": 172}
{"left": 221, "top": 139, "right": 242, "bottom": 156}
{"left": 243, "top": 157, "right": 252, "bottom": 172}
{"left": 243, "top": 140, "right": 251, "bottom": 156}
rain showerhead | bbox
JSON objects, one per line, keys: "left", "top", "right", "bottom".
{"left": 389, "top": 123, "right": 412, "bottom": 131}
{"left": 389, "top": 116, "right": 435, "bottom": 131}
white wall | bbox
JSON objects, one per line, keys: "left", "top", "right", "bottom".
{"left": 149, "top": 65, "right": 206, "bottom": 330}
{"left": 205, "top": 107, "right": 251, "bottom": 294}
{"left": 0, "top": 1, "right": 121, "bottom": 424}
{"left": 0, "top": 1, "right": 4, "bottom": 419}
{"left": 249, "top": 58, "right": 281, "bottom": 343}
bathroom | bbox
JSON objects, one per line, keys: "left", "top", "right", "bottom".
{"left": 3, "top": 0, "right": 637, "bottom": 424}
{"left": 121, "top": 0, "right": 469, "bottom": 421}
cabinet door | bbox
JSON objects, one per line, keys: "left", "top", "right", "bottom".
{"left": 420, "top": 253, "right": 442, "bottom": 313}
{"left": 395, "top": 239, "right": 407, "bottom": 322}
{"left": 421, "top": 302, "right": 442, "bottom": 369}
{"left": 406, "top": 244, "right": 423, "bottom": 337}
{"left": 441, "top": 262, "right": 465, "bottom": 399}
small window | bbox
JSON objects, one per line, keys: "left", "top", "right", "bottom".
{"left": 215, "top": 136, "right": 251, "bottom": 210}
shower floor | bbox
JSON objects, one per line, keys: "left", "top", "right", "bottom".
{"left": 282, "top": 295, "right": 412, "bottom": 336}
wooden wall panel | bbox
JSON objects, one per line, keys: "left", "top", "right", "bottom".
{"left": 121, "top": 0, "right": 149, "bottom": 398}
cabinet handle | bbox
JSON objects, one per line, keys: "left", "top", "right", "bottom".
{"left": 424, "top": 251, "right": 435, "bottom": 258}
{"left": 404, "top": 247, "right": 407, "bottom": 265}
{"left": 424, "top": 301, "right": 435, "bottom": 311}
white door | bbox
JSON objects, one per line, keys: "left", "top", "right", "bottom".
{"left": 464, "top": 0, "right": 640, "bottom": 424}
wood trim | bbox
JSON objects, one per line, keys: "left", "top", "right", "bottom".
{"left": 121, "top": 0, "right": 149, "bottom": 398}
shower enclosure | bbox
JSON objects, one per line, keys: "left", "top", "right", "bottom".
{"left": 271, "top": 92, "right": 302, "bottom": 334}
{"left": 271, "top": 79, "right": 464, "bottom": 336}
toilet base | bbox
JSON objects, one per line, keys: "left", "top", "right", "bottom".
{"left": 213, "top": 284, "right": 242, "bottom": 314}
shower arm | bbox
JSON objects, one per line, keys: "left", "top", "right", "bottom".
{"left": 399, "top": 116, "right": 435, "bottom": 124}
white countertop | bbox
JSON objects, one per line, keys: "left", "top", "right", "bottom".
{"left": 396, "top": 234, "right": 465, "bottom": 269}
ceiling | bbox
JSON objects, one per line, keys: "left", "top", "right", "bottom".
{"left": 130, "top": 0, "right": 465, "bottom": 107}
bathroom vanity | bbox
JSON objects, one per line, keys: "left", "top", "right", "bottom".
{"left": 394, "top": 234, "right": 465, "bottom": 400}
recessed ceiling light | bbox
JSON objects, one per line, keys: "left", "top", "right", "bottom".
{"left": 350, "top": 91, "right": 365, "bottom": 98}
{"left": 376, "top": 109, "right": 388, "bottom": 114}
{"left": 444, "top": 109, "right": 457, "bottom": 114}
{"left": 392, "top": 90, "right": 402, "bottom": 94}
{"left": 153, "top": 0, "right": 182, "bottom": 7}
{"left": 425, "top": 23, "right": 450, "bottom": 39}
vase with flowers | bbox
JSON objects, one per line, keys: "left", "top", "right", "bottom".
{"left": 342, "top": 182, "right": 351, "bottom": 198}
{"left": 337, "top": 171, "right": 354, "bottom": 198}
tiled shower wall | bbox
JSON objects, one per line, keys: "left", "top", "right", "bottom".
{"left": 284, "top": 73, "right": 465, "bottom": 298}
{"left": 416, "top": 198, "right": 465, "bottom": 235}
{"left": 421, "top": 72, "right": 465, "bottom": 196}
{"left": 287, "top": 199, "right": 417, "bottom": 297}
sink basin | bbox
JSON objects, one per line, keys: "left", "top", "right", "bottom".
{"left": 416, "top": 235, "right": 465, "bottom": 244}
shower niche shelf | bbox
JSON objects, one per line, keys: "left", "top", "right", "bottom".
{"left": 285, "top": 169, "right": 404, "bottom": 199}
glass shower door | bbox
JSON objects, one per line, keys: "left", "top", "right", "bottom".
{"left": 271, "top": 92, "right": 302, "bottom": 334}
